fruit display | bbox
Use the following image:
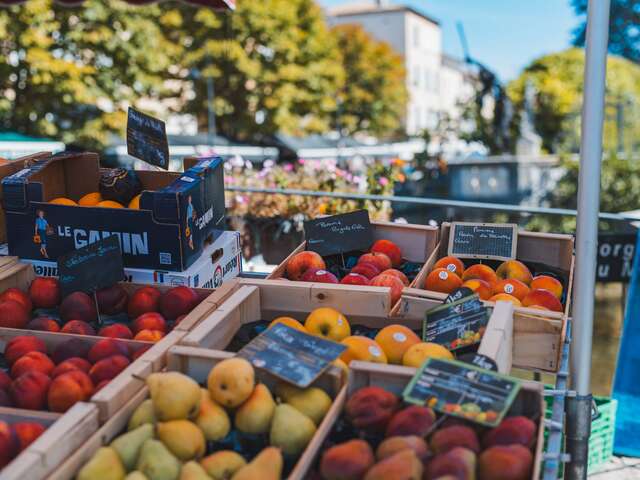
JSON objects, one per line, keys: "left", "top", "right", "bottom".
{"left": 0, "top": 418, "right": 47, "bottom": 468}
{"left": 74, "top": 356, "right": 335, "bottom": 480}
{"left": 0, "top": 276, "right": 205, "bottom": 343}
{"left": 283, "top": 239, "right": 422, "bottom": 304}
{"left": 424, "top": 257, "right": 566, "bottom": 313}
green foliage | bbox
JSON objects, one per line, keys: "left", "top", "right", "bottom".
{"left": 331, "top": 24, "right": 407, "bottom": 138}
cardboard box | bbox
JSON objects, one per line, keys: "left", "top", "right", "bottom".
{"left": 2, "top": 151, "right": 226, "bottom": 271}
{"left": 22, "top": 230, "right": 242, "bottom": 289}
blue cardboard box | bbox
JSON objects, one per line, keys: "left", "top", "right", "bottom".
{"left": 2, "top": 152, "right": 226, "bottom": 271}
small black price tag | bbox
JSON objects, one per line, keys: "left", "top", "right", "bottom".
{"left": 303, "top": 210, "right": 373, "bottom": 257}
{"left": 448, "top": 222, "right": 517, "bottom": 261}
{"left": 444, "top": 287, "right": 475, "bottom": 304}
{"left": 423, "top": 295, "right": 488, "bottom": 351}
{"left": 237, "top": 323, "right": 347, "bottom": 388}
{"left": 403, "top": 358, "right": 521, "bottom": 426}
{"left": 458, "top": 352, "right": 499, "bottom": 372}
{"left": 57, "top": 236, "right": 125, "bottom": 297}
{"left": 127, "top": 107, "right": 170, "bottom": 170}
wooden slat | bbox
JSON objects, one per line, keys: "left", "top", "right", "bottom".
{"left": 478, "top": 301, "right": 514, "bottom": 373}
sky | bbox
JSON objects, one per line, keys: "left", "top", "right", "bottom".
{"left": 320, "top": 0, "right": 579, "bottom": 82}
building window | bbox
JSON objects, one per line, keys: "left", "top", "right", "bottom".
{"left": 413, "top": 25, "right": 420, "bottom": 48}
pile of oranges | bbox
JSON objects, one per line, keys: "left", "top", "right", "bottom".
{"left": 49, "top": 192, "right": 141, "bottom": 209}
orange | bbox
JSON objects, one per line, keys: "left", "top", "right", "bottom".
{"left": 305, "top": 307, "right": 351, "bottom": 342}
{"left": 50, "top": 197, "right": 77, "bottom": 206}
{"left": 78, "top": 192, "right": 102, "bottom": 206}
{"left": 402, "top": 342, "right": 453, "bottom": 368}
{"left": 128, "top": 194, "right": 141, "bottom": 209}
{"left": 424, "top": 268, "right": 463, "bottom": 294}
{"left": 268, "top": 316, "right": 307, "bottom": 333}
{"left": 340, "top": 336, "right": 387, "bottom": 365}
{"left": 433, "top": 256, "right": 466, "bottom": 278}
{"left": 374, "top": 325, "right": 420, "bottom": 364}
{"left": 97, "top": 200, "right": 124, "bottom": 209}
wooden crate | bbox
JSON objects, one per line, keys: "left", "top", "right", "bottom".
{"left": 268, "top": 220, "right": 439, "bottom": 312}
{"left": 49, "top": 346, "right": 345, "bottom": 480}
{"left": 0, "top": 402, "right": 98, "bottom": 480}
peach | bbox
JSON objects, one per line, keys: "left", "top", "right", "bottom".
{"left": 0, "top": 288, "right": 32, "bottom": 314}
{"left": 5, "top": 336, "right": 46, "bottom": 365}
{"left": 462, "top": 279, "right": 492, "bottom": 300}
{"left": 496, "top": 260, "right": 533, "bottom": 285}
{"left": 47, "top": 370, "right": 94, "bottom": 412}
{"left": 522, "top": 289, "right": 563, "bottom": 312}
{"left": 371, "top": 239, "right": 403, "bottom": 267}
{"left": 374, "top": 324, "right": 420, "bottom": 364}
{"left": 489, "top": 293, "right": 522, "bottom": 307}
{"left": 132, "top": 312, "right": 167, "bottom": 334}
{"left": 95, "top": 284, "right": 128, "bottom": 315}
{"left": 300, "top": 268, "right": 339, "bottom": 284}
{"left": 320, "top": 439, "right": 375, "bottom": 480}
{"left": 434, "top": 256, "right": 466, "bottom": 278}
{"left": 345, "top": 386, "right": 399, "bottom": 433}
{"left": 431, "top": 425, "right": 480, "bottom": 454}
{"left": 52, "top": 338, "right": 90, "bottom": 364}
{"left": 87, "top": 338, "right": 130, "bottom": 364}
{"left": 159, "top": 286, "right": 199, "bottom": 320}
{"left": 531, "top": 275, "right": 563, "bottom": 300}
{"left": 462, "top": 264, "right": 498, "bottom": 287}
{"left": 89, "top": 355, "right": 130, "bottom": 384}
{"left": 0, "top": 390, "right": 12, "bottom": 407}
{"left": 29, "top": 277, "right": 61, "bottom": 309}
{"left": 0, "top": 421, "right": 19, "bottom": 467}
{"left": 51, "top": 357, "right": 92, "bottom": 378}
{"left": 98, "top": 323, "right": 133, "bottom": 339}
{"left": 424, "top": 268, "right": 462, "bottom": 294}
{"left": 133, "top": 329, "right": 164, "bottom": 342}
{"left": 13, "top": 422, "right": 45, "bottom": 451}
{"left": 482, "top": 416, "right": 537, "bottom": 449}
{"left": 376, "top": 435, "right": 430, "bottom": 462}
{"left": 385, "top": 405, "right": 436, "bottom": 437}
{"left": 363, "top": 449, "right": 423, "bottom": 480}
{"left": 340, "top": 273, "right": 370, "bottom": 286}
{"left": 340, "top": 336, "right": 387, "bottom": 365}
{"left": 425, "top": 447, "right": 476, "bottom": 480}
{"left": 11, "top": 351, "right": 54, "bottom": 379}
{"left": 370, "top": 274, "right": 405, "bottom": 304}
{"left": 0, "top": 300, "right": 30, "bottom": 329}
{"left": 60, "top": 292, "right": 97, "bottom": 323}
{"left": 358, "top": 252, "right": 392, "bottom": 272}
{"left": 61, "top": 320, "right": 96, "bottom": 336}
{"left": 26, "top": 316, "right": 60, "bottom": 332}
{"left": 350, "top": 262, "right": 381, "bottom": 279}
{"left": 127, "top": 286, "right": 161, "bottom": 318}
{"left": 380, "top": 269, "right": 409, "bottom": 286}
{"left": 0, "top": 371, "right": 10, "bottom": 390}
{"left": 492, "top": 278, "right": 530, "bottom": 301}
{"left": 478, "top": 444, "right": 533, "bottom": 480}
{"left": 268, "top": 317, "right": 307, "bottom": 332}
{"left": 286, "top": 251, "right": 326, "bottom": 281}
{"left": 93, "top": 379, "right": 110, "bottom": 395}
{"left": 9, "top": 371, "right": 51, "bottom": 410}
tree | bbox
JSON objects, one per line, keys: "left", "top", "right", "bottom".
{"left": 331, "top": 24, "right": 407, "bottom": 138}
{"left": 572, "top": 0, "right": 640, "bottom": 63}
{"left": 0, "top": 0, "right": 180, "bottom": 150}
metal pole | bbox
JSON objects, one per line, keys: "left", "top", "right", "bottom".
{"left": 567, "top": 0, "right": 610, "bottom": 478}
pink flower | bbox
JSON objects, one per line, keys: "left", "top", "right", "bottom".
{"left": 379, "top": 177, "right": 389, "bottom": 186}
{"left": 284, "top": 163, "right": 294, "bottom": 172}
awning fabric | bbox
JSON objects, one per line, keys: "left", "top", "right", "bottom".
{"left": 0, "top": 0, "right": 234, "bottom": 9}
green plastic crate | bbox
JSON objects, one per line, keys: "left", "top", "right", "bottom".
{"left": 543, "top": 392, "right": 617, "bottom": 476}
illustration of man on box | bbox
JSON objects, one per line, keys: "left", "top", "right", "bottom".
{"left": 186, "top": 195, "right": 197, "bottom": 250}
{"left": 34, "top": 210, "right": 51, "bottom": 258}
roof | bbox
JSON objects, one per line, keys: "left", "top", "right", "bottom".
{"left": 329, "top": 2, "right": 440, "bottom": 26}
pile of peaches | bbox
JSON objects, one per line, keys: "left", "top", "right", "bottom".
{"left": 424, "top": 257, "right": 564, "bottom": 312}
{"left": 285, "top": 240, "right": 413, "bottom": 303}
{"left": 0, "top": 277, "right": 203, "bottom": 342}
{"left": 313, "top": 385, "right": 537, "bottom": 480}
{"left": 0, "top": 419, "right": 47, "bottom": 468}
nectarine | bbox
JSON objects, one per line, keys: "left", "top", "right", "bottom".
{"left": 48, "top": 370, "right": 94, "bottom": 412}
{"left": 340, "top": 273, "right": 370, "bottom": 286}
{"left": 0, "top": 300, "right": 30, "bottom": 329}
{"left": 132, "top": 312, "right": 167, "bottom": 334}
{"left": 10, "top": 371, "right": 51, "bottom": 410}
{"left": 370, "top": 274, "right": 405, "bottom": 304}
{"left": 424, "top": 268, "right": 462, "bottom": 294}
{"left": 492, "top": 278, "right": 530, "bottom": 302}
{"left": 380, "top": 269, "right": 409, "bottom": 286}
{"left": 59, "top": 292, "right": 97, "bottom": 323}
{"left": 10, "top": 351, "right": 54, "bottom": 379}
{"left": 159, "top": 286, "right": 199, "bottom": 320}
{"left": 350, "top": 262, "right": 381, "bottom": 280}
{"left": 0, "top": 288, "right": 32, "bottom": 314}
{"left": 13, "top": 422, "right": 45, "bottom": 451}
{"left": 371, "top": 239, "right": 403, "bottom": 267}
{"left": 95, "top": 284, "right": 128, "bottom": 315}
{"left": 127, "top": 286, "right": 161, "bottom": 319}
{"left": 97, "top": 323, "right": 133, "bottom": 339}
{"left": 462, "top": 279, "right": 492, "bottom": 300}
{"left": 434, "top": 256, "right": 466, "bottom": 278}
{"left": 300, "top": 268, "right": 339, "bottom": 284}
{"left": 5, "top": 336, "right": 46, "bottom": 365}
{"left": 358, "top": 252, "right": 392, "bottom": 272}
{"left": 61, "top": 320, "right": 96, "bottom": 336}
{"left": 26, "top": 316, "right": 60, "bottom": 332}
{"left": 462, "top": 264, "right": 498, "bottom": 287}
{"left": 488, "top": 293, "right": 522, "bottom": 307}
{"left": 531, "top": 275, "right": 563, "bottom": 300}
{"left": 286, "top": 251, "right": 326, "bottom": 281}
{"left": 29, "top": 277, "right": 61, "bottom": 309}
{"left": 496, "top": 260, "right": 533, "bottom": 285}
{"left": 522, "top": 289, "right": 563, "bottom": 312}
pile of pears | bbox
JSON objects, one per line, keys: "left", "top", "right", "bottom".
{"left": 77, "top": 357, "right": 333, "bottom": 480}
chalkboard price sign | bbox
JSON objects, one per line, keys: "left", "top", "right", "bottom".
{"left": 237, "top": 323, "right": 347, "bottom": 388}
{"left": 57, "top": 236, "right": 126, "bottom": 297}
{"left": 444, "top": 287, "right": 475, "bottom": 304}
{"left": 448, "top": 222, "right": 517, "bottom": 261}
{"left": 403, "top": 358, "right": 521, "bottom": 427}
{"left": 304, "top": 210, "right": 373, "bottom": 257}
{"left": 127, "top": 107, "right": 170, "bottom": 170}
{"left": 423, "top": 295, "right": 488, "bottom": 351}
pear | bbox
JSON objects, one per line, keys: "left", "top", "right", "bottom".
{"left": 157, "top": 419, "right": 206, "bottom": 461}
{"left": 125, "top": 473, "right": 149, "bottom": 480}
{"left": 275, "top": 383, "right": 332, "bottom": 425}
{"left": 77, "top": 447, "right": 126, "bottom": 480}
{"left": 111, "top": 424, "right": 154, "bottom": 470}
{"left": 128, "top": 399, "right": 156, "bottom": 431}
{"left": 231, "top": 447, "right": 282, "bottom": 480}
{"left": 147, "top": 372, "right": 201, "bottom": 421}
{"left": 235, "top": 383, "right": 276, "bottom": 435}
{"left": 136, "top": 439, "right": 181, "bottom": 480}
{"left": 207, "top": 357, "right": 255, "bottom": 408}
{"left": 180, "top": 461, "right": 211, "bottom": 480}
{"left": 196, "top": 388, "right": 230, "bottom": 441}
{"left": 201, "top": 450, "right": 247, "bottom": 480}
{"left": 269, "top": 403, "right": 317, "bottom": 456}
